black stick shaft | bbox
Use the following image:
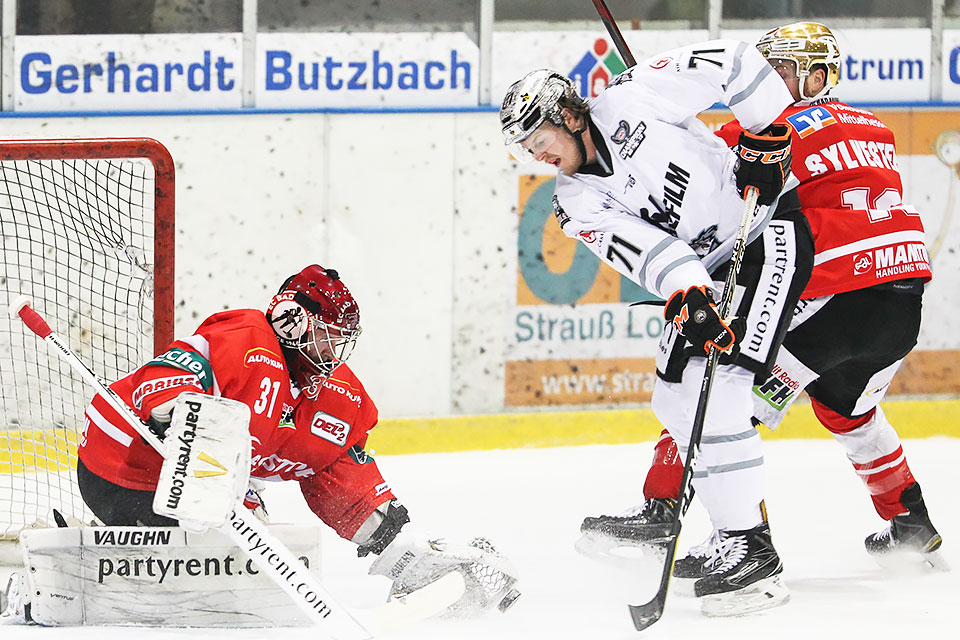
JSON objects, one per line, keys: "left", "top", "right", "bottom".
{"left": 591, "top": 0, "right": 637, "bottom": 67}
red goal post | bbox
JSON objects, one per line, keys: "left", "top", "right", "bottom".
{"left": 0, "top": 138, "right": 174, "bottom": 553}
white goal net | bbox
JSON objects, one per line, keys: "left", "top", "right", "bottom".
{"left": 0, "top": 139, "right": 174, "bottom": 548}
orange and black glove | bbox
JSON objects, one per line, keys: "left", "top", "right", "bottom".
{"left": 664, "top": 286, "right": 737, "bottom": 354}
{"left": 734, "top": 124, "right": 792, "bottom": 206}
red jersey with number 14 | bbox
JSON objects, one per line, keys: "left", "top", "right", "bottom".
{"left": 717, "top": 98, "right": 932, "bottom": 298}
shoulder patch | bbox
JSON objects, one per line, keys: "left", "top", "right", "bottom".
{"left": 785, "top": 106, "right": 837, "bottom": 139}
{"left": 145, "top": 348, "right": 214, "bottom": 391}
{"left": 610, "top": 120, "right": 647, "bottom": 159}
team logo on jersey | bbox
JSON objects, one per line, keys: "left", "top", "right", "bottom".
{"left": 243, "top": 347, "right": 284, "bottom": 370}
{"left": 786, "top": 106, "right": 837, "bottom": 139}
{"left": 754, "top": 366, "right": 801, "bottom": 410}
{"left": 146, "top": 348, "right": 213, "bottom": 391}
{"left": 279, "top": 402, "right": 296, "bottom": 429}
{"left": 323, "top": 378, "right": 363, "bottom": 406}
{"left": 649, "top": 56, "right": 673, "bottom": 69}
{"left": 348, "top": 444, "right": 374, "bottom": 465}
{"left": 569, "top": 38, "right": 627, "bottom": 97}
{"left": 132, "top": 375, "right": 201, "bottom": 409}
{"left": 579, "top": 231, "right": 597, "bottom": 243}
{"left": 853, "top": 252, "right": 873, "bottom": 275}
{"left": 610, "top": 120, "right": 647, "bottom": 159}
{"left": 310, "top": 410, "right": 351, "bottom": 446}
{"left": 250, "top": 453, "right": 315, "bottom": 479}
{"left": 690, "top": 225, "right": 719, "bottom": 257}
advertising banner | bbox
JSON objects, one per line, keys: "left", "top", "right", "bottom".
{"left": 505, "top": 173, "right": 665, "bottom": 407}
{"left": 941, "top": 30, "right": 960, "bottom": 102}
{"left": 492, "top": 30, "right": 708, "bottom": 104}
{"left": 255, "top": 32, "right": 478, "bottom": 108}
{"left": 493, "top": 29, "right": 932, "bottom": 106}
{"left": 15, "top": 34, "right": 243, "bottom": 111}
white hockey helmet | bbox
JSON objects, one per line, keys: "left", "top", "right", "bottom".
{"left": 757, "top": 22, "right": 841, "bottom": 100}
{"left": 500, "top": 69, "right": 586, "bottom": 162}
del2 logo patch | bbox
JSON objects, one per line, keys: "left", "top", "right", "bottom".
{"left": 310, "top": 410, "right": 351, "bottom": 446}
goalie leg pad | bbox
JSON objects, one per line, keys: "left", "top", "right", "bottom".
{"left": 19, "top": 524, "right": 322, "bottom": 627}
{"left": 153, "top": 392, "right": 252, "bottom": 529}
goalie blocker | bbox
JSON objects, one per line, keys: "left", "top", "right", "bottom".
{"left": 153, "top": 393, "right": 253, "bottom": 531}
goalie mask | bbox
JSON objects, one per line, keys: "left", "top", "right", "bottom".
{"left": 500, "top": 69, "right": 588, "bottom": 163}
{"left": 266, "top": 265, "right": 361, "bottom": 392}
{"left": 757, "top": 21, "right": 841, "bottom": 101}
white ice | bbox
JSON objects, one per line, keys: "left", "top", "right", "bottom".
{"left": 2, "top": 437, "right": 958, "bottom": 639}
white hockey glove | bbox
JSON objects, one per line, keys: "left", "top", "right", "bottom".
{"left": 368, "top": 530, "right": 521, "bottom": 617}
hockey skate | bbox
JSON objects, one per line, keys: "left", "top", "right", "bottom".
{"left": 575, "top": 499, "right": 678, "bottom": 566}
{"left": 865, "top": 483, "right": 947, "bottom": 571}
{"left": 668, "top": 530, "right": 721, "bottom": 597}
{"left": 694, "top": 522, "right": 789, "bottom": 617}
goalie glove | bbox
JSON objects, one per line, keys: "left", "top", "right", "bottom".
{"left": 665, "top": 285, "right": 737, "bottom": 354}
{"left": 734, "top": 124, "right": 791, "bottom": 206}
{"left": 368, "top": 531, "right": 521, "bottom": 616}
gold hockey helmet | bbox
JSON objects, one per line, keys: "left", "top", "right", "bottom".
{"left": 756, "top": 22, "right": 841, "bottom": 100}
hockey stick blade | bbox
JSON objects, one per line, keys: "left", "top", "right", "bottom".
{"left": 629, "top": 593, "right": 666, "bottom": 631}
{"left": 363, "top": 571, "right": 465, "bottom": 635}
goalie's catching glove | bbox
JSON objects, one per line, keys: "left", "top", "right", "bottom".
{"left": 665, "top": 285, "right": 737, "bottom": 354}
{"left": 734, "top": 124, "right": 791, "bottom": 205}
{"left": 368, "top": 531, "right": 521, "bottom": 616}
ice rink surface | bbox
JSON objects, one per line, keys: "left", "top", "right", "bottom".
{"left": 2, "top": 437, "right": 957, "bottom": 640}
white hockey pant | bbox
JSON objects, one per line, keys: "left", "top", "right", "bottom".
{"left": 652, "top": 360, "right": 765, "bottom": 531}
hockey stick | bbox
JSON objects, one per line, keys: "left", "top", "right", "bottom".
{"left": 9, "top": 297, "right": 463, "bottom": 638}
{"left": 628, "top": 187, "right": 760, "bottom": 631}
{"left": 591, "top": 0, "right": 637, "bottom": 67}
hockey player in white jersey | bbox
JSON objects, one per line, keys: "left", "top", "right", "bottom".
{"left": 501, "top": 41, "right": 809, "bottom": 615}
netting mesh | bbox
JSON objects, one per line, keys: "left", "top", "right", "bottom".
{"left": 0, "top": 153, "right": 157, "bottom": 540}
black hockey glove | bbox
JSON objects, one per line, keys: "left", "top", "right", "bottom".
{"left": 664, "top": 286, "right": 737, "bottom": 354}
{"left": 357, "top": 500, "right": 411, "bottom": 557}
{"left": 734, "top": 124, "right": 792, "bottom": 206}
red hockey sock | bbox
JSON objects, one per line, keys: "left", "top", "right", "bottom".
{"left": 643, "top": 429, "right": 683, "bottom": 500}
{"left": 812, "top": 398, "right": 916, "bottom": 520}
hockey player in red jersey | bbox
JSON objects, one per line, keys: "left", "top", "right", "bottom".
{"left": 75, "top": 264, "right": 518, "bottom": 614}
{"left": 580, "top": 22, "right": 943, "bottom": 577}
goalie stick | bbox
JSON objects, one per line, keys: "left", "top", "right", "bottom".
{"left": 9, "top": 297, "right": 464, "bottom": 638}
{"left": 628, "top": 187, "right": 760, "bottom": 631}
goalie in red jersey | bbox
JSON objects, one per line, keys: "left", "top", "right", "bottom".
{"left": 580, "top": 22, "right": 943, "bottom": 583}
{"left": 71, "top": 264, "right": 518, "bottom": 616}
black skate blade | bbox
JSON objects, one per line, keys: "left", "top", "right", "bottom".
{"left": 629, "top": 592, "right": 666, "bottom": 631}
